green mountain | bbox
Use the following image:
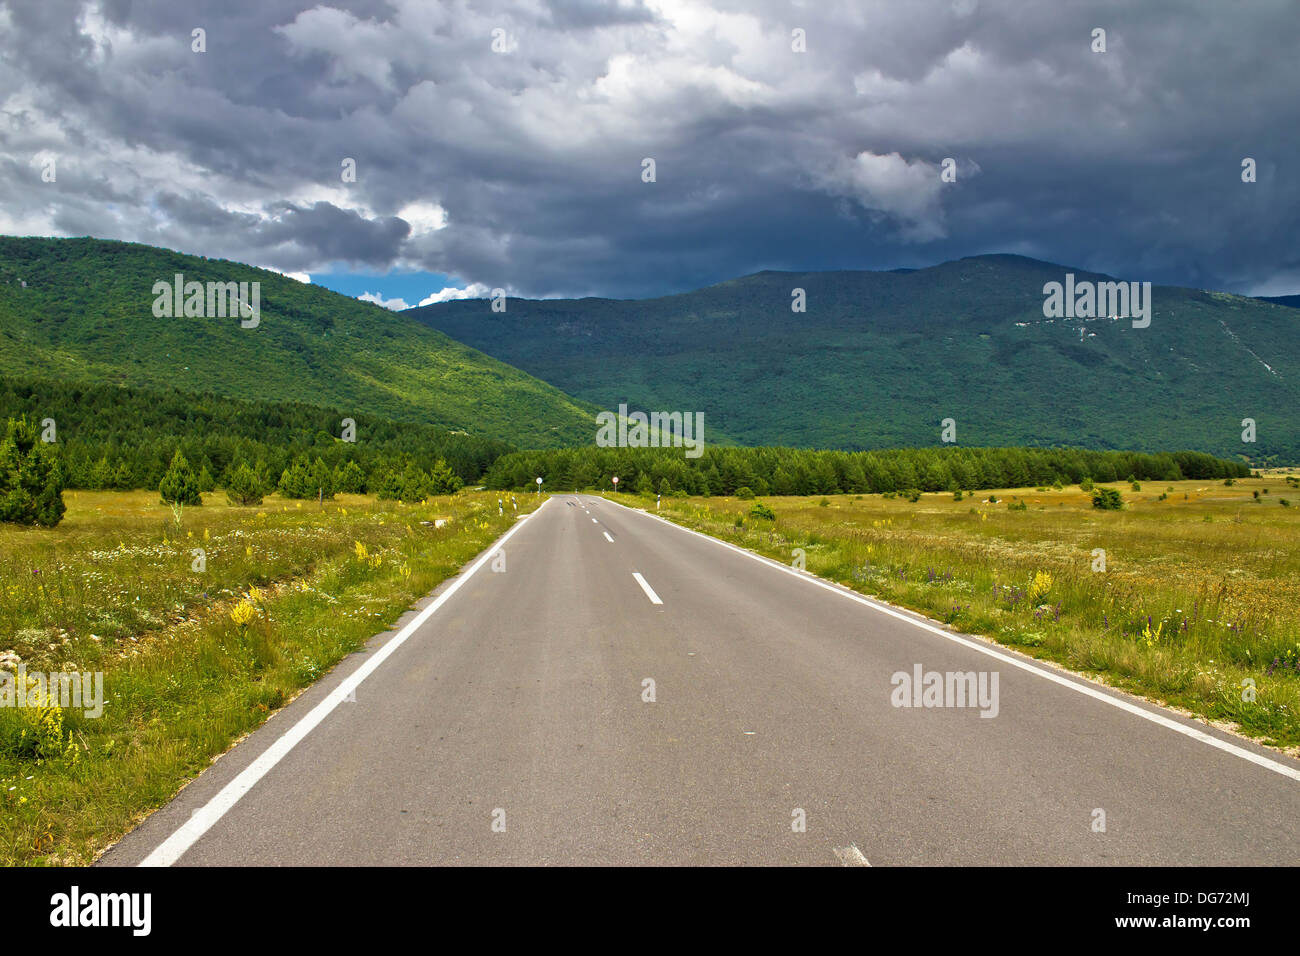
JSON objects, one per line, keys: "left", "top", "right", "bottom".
{"left": 0, "top": 237, "right": 597, "bottom": 447}
{"left": 407, "top": 255, "right": 1300, "bottom": 461}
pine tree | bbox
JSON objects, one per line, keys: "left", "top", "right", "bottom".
{"left": 197, "top": 463, "right": 216, "bottom": 493}
{"left": 309, "top": 457, "right": 335, "bottom": 500}
{"left": 225, "top": 461, "right": 264, "bottom": 506}
{"left": 0, "top": 417, "right": 66, "bottom": 527}
{"left": 334, "top": 459, "right": 366, "bottom": 494}
{"left": 426, "top": 458, "right": 463, "bottom": 495}
{"left": 277, "top": 456, "right": 313, "bottom": 498}
{"left": 374, "top": 469, "right": 405, "bottom": 501}
{"left": 159, "top": 450, "right": 202, "bottom": 505}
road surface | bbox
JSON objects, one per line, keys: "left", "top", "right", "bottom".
{"left": 100, "top": 494, "right": 1300, "bottom": 866}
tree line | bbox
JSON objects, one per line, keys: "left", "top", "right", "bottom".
{"left": 0, "top": 375, "right": 512, "bottom": 492}
{"left": 483, "top": 445, "right": 1251, "bottom": 496}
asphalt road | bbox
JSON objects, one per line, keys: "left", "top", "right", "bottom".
{"left": 101, "top": 494, "right": 1300, "bottom": 866}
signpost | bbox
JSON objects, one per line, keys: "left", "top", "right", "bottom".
{"left": 535, "top": 476, "right": 543, "bottom": 495}
{"left": 612, "top": 476, "right": 619, "bottom": 495}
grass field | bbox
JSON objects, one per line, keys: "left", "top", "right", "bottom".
{"left": 4, "top": 476, "right": 1297, "bottom": 865}
{"left": 612, "top": 473, "right": 1300, "bottom": 754}
{"left": 0, "top": 488, "right": 538, "bottom": 866}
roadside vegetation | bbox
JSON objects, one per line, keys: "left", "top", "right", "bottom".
{"left": 609, "top": 472, "right": 1300, "bottom": 754}
{"left": 0, "top": 488, "right": 537, "bottom": 865}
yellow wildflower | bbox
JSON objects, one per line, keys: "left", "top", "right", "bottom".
{"left": 230, "top": 600, "right": 256, "bottom": 626}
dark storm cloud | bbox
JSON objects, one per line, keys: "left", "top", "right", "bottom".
{"left": 0, "top": 0, "right": 1296, "bottom": 297}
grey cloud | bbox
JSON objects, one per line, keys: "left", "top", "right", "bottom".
{"left": 0, "top": 0, "right": 1295, "bottom": 296}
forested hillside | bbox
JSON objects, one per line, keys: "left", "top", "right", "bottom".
{"left": 0, "top": 237, "right": 597, "bottom": 447}
{"left": 410, "top": 255, "right": 1300, "bottom": 462}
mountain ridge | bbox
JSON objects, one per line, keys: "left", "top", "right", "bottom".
{"left": 406, "top": 254, "right": 1299, "bottom": 460}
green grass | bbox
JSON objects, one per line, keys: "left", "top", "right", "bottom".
{"left": 612, "top": 473, "right": 1300, "bottom": 753}
{"left": 0, "top": 488, "right": 539, "bottom": 865}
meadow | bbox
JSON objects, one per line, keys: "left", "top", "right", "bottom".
{"left": 4, "top": 475, "right": 1297, "bottom": 865}
{"left": 616, "top": 473, "right": 1300, "bottom": 753}
{"left": 0, "top": 488, "right": 538, "bottom": 865}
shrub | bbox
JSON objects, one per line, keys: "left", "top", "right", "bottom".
{"left": 334, "top": 459, "right": 366, "bottom": 494}
{"left": 224, "top": 461, "right": 265, "bottom": 506}
{"left": 1092, "top": 487, "right": 1123, "bottom": 510}
{"left": 374, "top": 459, "right": 461, "bottom": 502}
{"left": 903, "top": 488, "right": 922, "bottom": 503}
{"left": 1007, "top": 499, "right": 1028, "bottom": 511}
{"left": 0, "top": 416, "right": 65, "bottom": 527}
{"left": 279, "top": 456, "right": 334, "bottom": 500}
{"left": 1080, "top": 477, "right": 1094, "bottom": 492}
{"left": 735, "top": 486, "right": 755, "bottom": 500}
{"left": 374, "top": 469, "right": 406, "bottom": 501}
{"left": 159, "top": 450, "right": 201, "bottom": 506}
{"left": 749, "top": 502, "right": 776, "bottom": 521}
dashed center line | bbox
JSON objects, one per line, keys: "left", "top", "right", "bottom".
{"left": 602, "top": 531, "right": 614, "bottom": 542}
{"left": 631, "top": 572, "right": 663, "bottom": 605}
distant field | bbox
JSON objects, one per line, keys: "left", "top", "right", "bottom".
{"left": 615, "top": 475, "right": 1300, "bottom": 753}
{"left": 0, "top": 489, "right": 539, "bottom": 865}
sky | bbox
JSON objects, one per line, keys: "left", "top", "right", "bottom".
{"left": 1, "top": 0, "right": 1297, "bottom": 306}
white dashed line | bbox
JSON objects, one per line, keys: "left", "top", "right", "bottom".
{"left": 603, "top": 531, "right": 614, "bottom": 542}
{"left": 631, "top": 572, "right": 663, "bottom": 605}
{"left": 833, "top": 844, "right": 871, "bottom": 866}
{"left": 599, "top": 497, "right": 1300, "bottom": 784}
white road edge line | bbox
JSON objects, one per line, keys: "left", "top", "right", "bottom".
{"left": 138, "top": 498, "right": 551, "bottom": 867}
{"left": 600, "top": 496, "right": 1300, "bottom": 783}
{"left": 632, "top": 571, "right": 663, "bottom": 605}
{"left": 833, "top": 844, "right": 871, "bottom": 866}
{"left": 603, "top": 531, "right": 614, "bottom": 542}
